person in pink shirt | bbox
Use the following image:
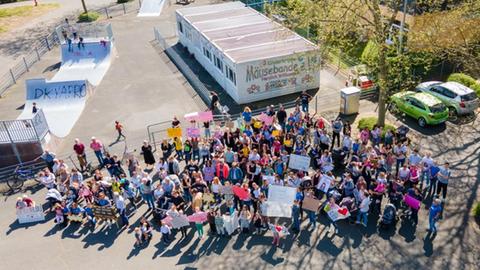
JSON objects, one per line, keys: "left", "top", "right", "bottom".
{"left": 359, "top": 128, "right": 370, "bottom": 145}
{"left": 90, "top": 137, "right": 104, "bottom": 166}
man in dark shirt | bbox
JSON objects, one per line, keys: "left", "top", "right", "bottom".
{"left": 169, "top": 191, "right": 186, "bottom": 211}
{"left": 32, "top": 102, "right": 38, "bottom": 114}
{"left": 210, "top": 91, "right": 219, "bottom": 111}
{"left": 185, "top": 160, "right": 199, "bottom": 177}
{"left": 276, "top": 104, "right": 287, "bottom": 130}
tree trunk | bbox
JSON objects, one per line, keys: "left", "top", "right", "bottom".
{"left": 377, "top": 48, "right": 388, "bottom": 127}
{"left": 81, "top": 0, "right": 88, "bottom": 14}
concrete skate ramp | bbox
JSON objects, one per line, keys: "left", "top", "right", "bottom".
{"left": 51, "top": 39, "right": 113, "bottom": 86}
{"left": 138, "top": 0, "right": 165, "bottom": 17}
{"left": 18, "top": 79, "right": 93, "bottom": 138}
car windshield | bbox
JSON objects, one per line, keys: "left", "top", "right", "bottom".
{"left": 429, "top": 103, "right": 446, "bottom": 113}
{"left": 460, "top": 92, "right": 477, "bottom": 102}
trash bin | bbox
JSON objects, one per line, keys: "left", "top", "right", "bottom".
{"left": 340, "top": 87, "right": 361, "bottom": 115}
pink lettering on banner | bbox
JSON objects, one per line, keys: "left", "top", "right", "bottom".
{"left": 187, "top": 212, "right": 208, "bottom": 223}
{"left": 198, "top": 111, "right": 213, "bottom": 122}
{"left": 187, "top": 128, "right": 200, "bottom": 138}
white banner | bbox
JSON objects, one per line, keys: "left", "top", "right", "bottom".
{"left": 268, "top": 185, "right": 297, "bottom": 205}
{"left": 288, "top": 154, "right": 311, "bottom": 171}
{"left": 263, "top": 201, "right": 292, "bottom": 217}
{"left": 171, "top": 215, "right": 190, "bottom": 229}
{"left": 16, "top": 206, "right": 45, "bottom": 224}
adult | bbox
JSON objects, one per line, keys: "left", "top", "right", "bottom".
{"left": 141, "top": 140, "right": 156, "bottom": 168}
{"left": 331, "top": 118, "right": 343, "bottom": 148}
{"left": 35, "top": 150, "right": 56, "bottom": 172}
{"left": 436, "top": 162, "right": 451, "bottom": 199}
{"left": 73, "top": 138, "right": 87, "bottom": 171}
{"left": 298, "top": 91, "right": 312, "bottom": 112}
{"left": 276, "top": 104, "right": 287, "bottom": 130}
{"left": 115, "top": 121, "right": 126, "bottom": 141}
{"left": 428, "top": 198, "right": 442, "bottom": 233}
{"left": 90, "top": 137, "right": 104, "bottom": 166}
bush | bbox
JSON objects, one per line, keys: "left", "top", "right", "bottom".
{"left": 78, "top": 11, "right": 99, "bottom": 22}
{"left": 357, "top": 117, "right": 396, "bottom": 138}
{"left": 360, "top": 40, "right": 379, "bottom": 65}
{"left": 447, "top": 73, "right": 480, "bottom": 96}
{"left": 474, "top": 202, "right": 480, "bottom": 219}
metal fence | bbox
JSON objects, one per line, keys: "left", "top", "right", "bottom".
{"left": 0, "top": 1, "right": 142, "bottom": 98}
{"left": 0, "top": 109, "right": 49, "bottom": 144}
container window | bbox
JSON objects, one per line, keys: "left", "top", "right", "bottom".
{"left": 177, "top": 22, "right": 183, "bottom": 33}
{"left": 214, "top": 56, "right": 223, "bottom": 72}
{"left": 227, "top": 67, "right": 236, "bottom": 86}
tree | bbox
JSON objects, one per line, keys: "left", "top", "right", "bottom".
{"left": 81, "top": 0, "right": 88, "bottom": 14}
{"left": 408, "top": 0, "right": 480, "bottom": 77}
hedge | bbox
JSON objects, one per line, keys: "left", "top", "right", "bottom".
{"left": 447, "top": 73, "right": 480, "bottom": 96}
{"left": 474, "top": 202, "right": 480, "bottom": 219}
{"left": 360, "top": 40, "right": 379, "bottom": 65}
{"left": 78, "top": 11, "right": 99, "bottom": 22}
{"left": 357, "top": 117, "right": 396, "bottom": 138}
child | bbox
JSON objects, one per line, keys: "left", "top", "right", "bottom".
{"left": 252, "top": 212, "right": 263, "bottom": 234}
{"left": 207, "top": 209, "right": 217, "bottom": 235}
{"left": 160, "top": 221, "right": 171, "bottom": 244}
{"left": 54, "top": 203, "right": 64, "bottom": 224}
{"left": 134, "top": 227, "right": 142, "bottom": 246}
{"left": 269, "top": 223, "right": 289, "bottom": 247}
{"left": 214, "top": 210, "right": 225, "bottom": 236}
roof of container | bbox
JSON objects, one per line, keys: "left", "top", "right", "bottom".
{"left": 176, "top": 2, "right": 319, "bottom": 64}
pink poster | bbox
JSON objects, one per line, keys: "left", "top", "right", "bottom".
{"left": 187, "top": 212, "right": 208, "bottom": 223}
{"left": 187, "top": 128, "right": 200, "bottom": 138}
{"left": 404, "top": 195, "right": 421, "bottom": 210}
{"left": 198, "top": 111, "right": 213, "bottom": 122}
{"left": 184, "top": 112, "right": 199, "bottom": 121}
{"left": 259, "top": 113, "right": 273, "bottom": 125}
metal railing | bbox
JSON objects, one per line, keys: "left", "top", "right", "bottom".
{"left": 0, "top": 109, "right": 49, "bottom": 144}
{"left": 0, "top": 1, "right": 142, "bottom": 98}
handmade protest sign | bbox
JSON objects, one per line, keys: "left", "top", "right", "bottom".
{"left": 302, "top": 197, "right": 321, "bottom": 212}
{"left": 232, "top": 186, "right": 250, "bottom": 200}
{"left": 187, "top": 212, "right": 208, "bottom": 223}
{"left": 268, "top": 185, "right": 297, "bottom": 205}
{"left": 324, "top": 204, "right": 350, "bottom": 221}
{"left": 16, "top": 206, "right": 45, "bottom": 224}
{"left": 164, "top": 214, "right": 189, "bottom": 229}
{"left": 404, "top": 194, "right": 421, "bottom": 210}
{"left": 186, "top": 128, "right": 200, "bottom": 138}
{"left": 263, "top": 201, "right": 292, "bottom": 217}
{"left": 223, "top": 213, "right": 239, "bottom": 235}
{"left": 184, "top": 112, "right": 199, "bottom": 121}
{"left": 272, "top": 130, "right": 281, "bottom": 137}
{"left": 167, "top": 127, "right": 182, "bottom": 138}
{"left": 288, "top": 154, "right": 311, "bottom": 171}
{"left": 198, "top": 111, "right": 213, "bottom": 122}
{"left": 258, "top": 113, "right": 273, "bottom": 125}
{"left": 262, "top": 175, "right": 275, "bottom": 185}
{"left": 317, "top": 175, "right": 332, "bottom": 193}
{"left": 93, "top": 206, "right": 118, "bottom": 220}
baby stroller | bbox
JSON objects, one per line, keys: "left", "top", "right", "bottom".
{"left": 379, "top": 203, "right": 397, "bottom": 229}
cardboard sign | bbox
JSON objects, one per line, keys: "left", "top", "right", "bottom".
{"left": 68, "top": 214, "right": 84, "bottom": 222}
{"left": 272, "top": 130, "right": 281, "bottom": 137}
{"left": 186, "top": 128, "right": 200, "bottom": 138}
{"left": 16, "top": 206, "right": 45, "bottom": 224}
{"left": 184, "top": 112, "right": 199, "bottom": 121}
{"left": 317, "top": 175, "right": 332, "bottom": 193}
{"left": 288, "top": 154, "right": 311, "bottom": 172}
{"left": 167, "top": 127, "right": 182, "bottom": 138}
{"left": 268, "top": 185, "right": 297, "bottom": 205}
{"left": 263, "top": 201, "right": 292, "bottom": 217}
{"left": 187, "top": 212, "right": 208, "bottom": 223}
{"left": 232, "top": 186, "right": 250, "bottom": 200}
{"left": 220, "top": 185, "right": 234, "bottom": 195}
{"left": 258, "top": 113, "right": 273, "bottom": 125}
{"left": 324, "top": 204, "right": 350, "bottom": 221}
{"left": 302, "top": 197, "right": 321, "bottom": 212}
{"left": 198, "top": 111, "right": 213, "bottom": 122}
{"left": 92, "top": 206, "right": 118, "bottom": 220}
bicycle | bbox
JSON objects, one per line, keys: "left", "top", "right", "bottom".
{"left": 7, "top": 165, "right": 39, "bottom": 191}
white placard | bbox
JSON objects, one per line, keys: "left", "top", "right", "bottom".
{"left": 317, "top": 175, "right": 332, "bottom": 193}
{"left": 268, "top": 185, "right": 297, "bottom": 205}
{"left": 16, "top": 206, "right": 45, "bottom": 224}
{"left": 263, "top": 201, "right": 292, "bottom": 217}
{"left": 171, "top": 215, "right": 190, "bottom": 229}
{"left": 288, "top": 154, "right": 311, "bottom": 171}
{"left": 262, "top": 175, "right": 275, "bottom": 185}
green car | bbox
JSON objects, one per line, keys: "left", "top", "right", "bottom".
{"left": 390, "top": 91, "right": 449, "bottom": 127}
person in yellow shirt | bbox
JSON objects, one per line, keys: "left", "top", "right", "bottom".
{"left": 173, "top": 137, "right": 183, "bottom": 161}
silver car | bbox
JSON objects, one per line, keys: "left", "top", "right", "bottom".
{"left": 415, "top": 81, "right": 479, "bottom": 116}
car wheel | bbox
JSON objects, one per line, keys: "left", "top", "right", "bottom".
{"left": 448, "top": 106, "right": 458, "bottom": 120}
{"left": 418, "top": 117, "right": 426, "bottom": 127}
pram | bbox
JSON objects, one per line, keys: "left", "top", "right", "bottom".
{"left": 379, "top": 203, "right": 397, "bottom": 229}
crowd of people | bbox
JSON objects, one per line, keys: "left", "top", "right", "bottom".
{"left": 24, "top": 101, "right": 451, "bottom": 249}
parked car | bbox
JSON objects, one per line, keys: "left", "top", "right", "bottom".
{"left": 390, "top": 91, "right": 449, "bottom": 127}
{"left": 415, "top": 81, "right": 479, "bottom": 116}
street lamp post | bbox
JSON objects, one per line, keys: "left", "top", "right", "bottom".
{"left": 398, "top": 0, "right": 408, "bottom": 54}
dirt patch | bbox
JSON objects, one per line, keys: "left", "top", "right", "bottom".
{"left": 0, "top": 3, "right": 59, "bottom": 35}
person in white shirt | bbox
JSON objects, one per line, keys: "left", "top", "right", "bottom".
{"left": 356, "top": 191, "right": 371, "bottom": 227}
{"left": 160, "top": 221, "right": 172, "bottom": 244}
{"left": 248, "top": 149, "right": 261, "bottom": 162}
{"left": 114, "top": 192, "right": 129, "bottom": 227}
{"left": 408, "top": 149, "right": 422, "bottom": 166}
{"left": 342, "top": 135, "right": 352, "bottom": 153}
{"left": 398, "top": 164, "right": 411, "bottom": 182}
{"left": 38, "top": 170, "right": 56, "bottom": 189}
{"left": 420, "top": 152, "right": 435, "bottom": 188}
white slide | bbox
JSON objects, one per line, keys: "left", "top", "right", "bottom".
{"left": 138, "top": 0, "right": 165, "bottom": 17}
{"left": 51, "top": 39, "right": 113, "bottom": 86}
{"left": 18, "top": 79, "right": 93, "bottom": 138}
